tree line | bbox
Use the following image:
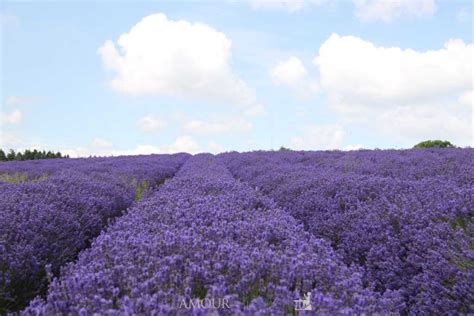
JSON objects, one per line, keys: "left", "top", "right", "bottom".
{"left": 0, "top": 149, "right": 69, "bottom": 161}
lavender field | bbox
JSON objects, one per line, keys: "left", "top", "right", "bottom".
{"left": 0, "top": 149, "right": 473, "bottom": 315}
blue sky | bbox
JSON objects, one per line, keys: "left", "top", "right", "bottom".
{"left": 1, "top": 0, "right": 472, "bottom": 156}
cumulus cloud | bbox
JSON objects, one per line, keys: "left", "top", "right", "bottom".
{"left": 353, "top": 0, "right": 435, "bottom": 22}
{"left": 207, "top": 141, "right": 225, "bottom": 154}
{"left": 63, "top": 135, "right": 204, "bottom": 158}
{"left": 376, "top": 103, "right": 472, "bottom": 146}
{"left": 308, "top": 34, "right": 473, "bottom": 146}
{"left": 244, "top": 0, "right": 435, "bottom": 21}
{"left": 0, "top": 109, "right": 22, "bottom": 125}
{"left": 0, "top": 131, "right": 22, "bottom": 148}
{"left": 271, "top": 57, "right": 308, "bottom": 85}
{"left": 163, "top": 135, "right": 201, "bottom": 154}
{"left": 344, "top": 144, "right": 365, "bottom": 151}
{"left": 63, "top": 144, "right": 162, "bottom": 158}
{"left": 182, "top": 117, "right": 252, "bottom": 135}
{"left": 246, "top": 0, "right": 324, "bottom": 13}
{"left": 137, "top": 115, "right": 167, "bottom": 133}
{"left": 290, "top": 124, "right": 345, "bottom": 150}
{"left": 314, "top": 34, "right": 472, "bottom": 110}
{"left": 270, "top": 56, "right": 319, "bottom": 98}
{"left": 98, "top": 13, "right": 259, "bottom": 110}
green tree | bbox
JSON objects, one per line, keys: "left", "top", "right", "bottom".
{"left": 0, "top": 148, "right": 68, "bottom": 161}
{"left": 32, "top": 149, "right": 40, "bottom": 160}
{"left": 15, "top": 152, "right": 24, "bottom": 161}
{"left": 7, "top": 149, "right": 16, "bottom": 161}
{"left": 414, "top": 140, "right": 454, "bottom": 148}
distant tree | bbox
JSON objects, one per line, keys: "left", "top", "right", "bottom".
{"left": 7, "top": 149, "right": 16, "bottom": 161}
{"left": 0, "top": 149, "right": 6, "bottom": 161}
{"left": 414, "top": 140, "right": 454, "bottom": 149}
{"left": 33, "top": 149, "right": 41, "bottom": 160}
{"left": 279, "top": 146, "right": 292, "bottom": 151}
{"left": 23, "top": 149, "right": 31, "bottom": 160}
{"left": 0, "top": 148, "right": 68, "bottom": 161}
{"left": 15, "top": 152, "right": 24, "bottom": 161}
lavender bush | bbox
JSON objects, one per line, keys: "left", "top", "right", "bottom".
{"left": 24, "top": 155, "right": 403, "bottom": 315}
{"left": 219, "top": 149, "right": 474, "bottom": 314}
{"left": 1, "top": 149, "right": 471, "bottom": 314}
{"left": 0, "top": 154, "right": 189, "bottom": 312}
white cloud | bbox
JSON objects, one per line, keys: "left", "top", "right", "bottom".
{"left": 163, "top": 135, "right": 201, "bottom": 154}
{"left": 246, "top": 0, "right": 326, "bottom": 12}
{"left": 353, "top": 0, "right": 435, "bottom": 22}
{"left": 271, "top": 57, "right": 308, "bottom": 85}
{"left": 243, "top": 104, "right": 266, "bottom": 117}
{"left": 0, "top": 131, "right": 22, "bottom": 148}
{"left": 290, "top": 124, "right": 345, "bottom": 150}
{"left": 458, "top": 90, "right": 473, "bottom": 108}
{"left": 98, "top": 13, "right": 258, "bottom": 109}
{"left": 244, "top": 0, "right": 434, "bottom": 21}
{"left": 344, "top": 144, "right": 365, "bottom": 151}
{"left": 6, "top": 96, "right": 26, "bottom": 107}
{"left": 315, "top": 35, "right": 472, "bottom": 109}
{"left": 5, "top": 96, "right": 42, "bottom": 107}
{"left": 91, "top": 137, "right": 113, "bottom": 148}
{"left": 0, "top": 109, "right": 23, "bottom": 125}
{"left": 64, "top": 138, "right": 116, "bottom": 157}
{"left": 270, "top": 56, "right": 319, "bottom": 98}
{"left": 182, "top": 117, "right": 251, "bottom": 135}
{"left": 310, "top": 34, "right": 473, "bottom": 146}
{"left": 137, "top": 115, "right": 167, "bottom": 133}
{"left": 63, "top": 135, "right": 202, "bottom": 158}
{"left": 376, "top": 103, "right": 472, "bottom": 146}
{"left": 108, "top": 144, "right": 164, "bottom": 157}
{"left": 207, "top": 141, "right": 225, "bottom": 154}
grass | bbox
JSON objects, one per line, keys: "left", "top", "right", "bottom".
{"left": 134, "top": 179, "right": 150, "bottom": 201}
{"left": 0, "top": 172, "right": 48, "bottom": 183}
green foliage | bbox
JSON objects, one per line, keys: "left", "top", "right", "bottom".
{"left": 0, "top": 172, "right": 48, "bottom": 183}
{"left": 0, "top": 148, "right": 69, "bottom": 161}
{"left": 414, "top": 140, "right": 454, "bottom": 149}
{"left": 0, "top": 149, "right": 6, "bottom": 161}
{"left": 191, "top": 280, "right": 208, "bottom": 300}
{"left": 0, "top": 173, "right": 28, "bottom": 183}
{"left": 134, "top": 180, "right": 150, "bottom": 201}
{"left": 7, "top": 149, "right": 16, "bottom": 160}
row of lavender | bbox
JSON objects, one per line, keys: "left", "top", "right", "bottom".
{"left": 25, "top": 155, "right": 404, "bottom": 314}
{"left": 219, "top": 149, "right": 474, "bottom": 314}
{"left": 0, "top": 154, "right": 189, "bottom": 313}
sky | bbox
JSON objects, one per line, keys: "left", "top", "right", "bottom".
{"left": 0, "top": 0, "right": 473, "bottom": 157}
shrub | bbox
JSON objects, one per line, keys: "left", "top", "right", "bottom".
{"left": 414, "top": 140, "right": 454, "bottom": 148}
